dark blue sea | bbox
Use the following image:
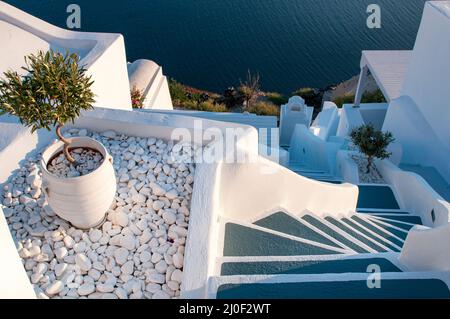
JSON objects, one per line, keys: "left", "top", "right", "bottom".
{"left": 5, "top": 0, "right": 427, "bottom": 94}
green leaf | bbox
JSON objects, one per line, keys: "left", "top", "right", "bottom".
{"left": 0, "top": 49, "right": 94, "bottom": 132}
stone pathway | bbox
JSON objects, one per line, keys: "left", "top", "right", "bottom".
{"left": 1, "top": 128, "right": 196, "bottom": 299}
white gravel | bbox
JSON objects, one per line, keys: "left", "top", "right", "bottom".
{"left": 47, "top": 148, "right": 103, "bottom": 178}
{"left": 350, "top": 154, "right": 385, "bottom": 184}
{"left": 1, "top": 128, "right": 196, "bottom": 299}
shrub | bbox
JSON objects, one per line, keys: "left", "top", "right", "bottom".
{"left": 221, "top": 86, "right": 242, "bottom": 108}
{"left": 333, "top": 89, "right": 386, "bottom": 107}
{"left": 266, "top": 92, "right": 288, "bottom": 105}
{"left": 181, "top": 99, "right": 227, "bottom": 112}
{"left": 0, "top": 50, "right": 95, "bottom": 163}
{"left": 333, "top": 94, "right": 355, "bottom": 108}
{"left": 248, "top": 101, "right": 279, "bottom": 116}
{"left": 197, "top": 100, "right": 228, "bottom": 112}
{"left": 350, "top": 124, "right": 395, "bottom": 173}
{"left": 168, "top": 78, "right": 188, "bottom": 104}
{"left": 238, "top": 70, "right": 260, "bottom": 109}
{"left": 131, "top": 86, "right": 145, "bottom": 109}
{"left": 291, "top": 87, "right": 322, "bottom": 107}
{"left": 292, "top": 87, "right": 316, "bottom": 98}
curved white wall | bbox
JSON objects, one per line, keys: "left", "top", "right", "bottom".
{"left": 218, "top": 156, "right": 358, "bottom": 222}
{"left": 401, "top": 1, "right": 450, "bottom": 147}
{"left": 400, "top": 223, "right": 450, "bottom": 272}
{"left": 0, "top": 2, "right": 132, "bottom": 110}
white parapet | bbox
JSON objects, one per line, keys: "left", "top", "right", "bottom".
{"left": 279, "top": 96, "right": 314, "bottom": 146}
{"left": 127, "top": 59, "right": 174, "bottom": 110}
{"left": 0, "top": 2, "right": 132, "bottom": 110}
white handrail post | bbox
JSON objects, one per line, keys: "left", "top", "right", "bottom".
{"left": 354, "top": 65, "right": 369, "bottom": 108}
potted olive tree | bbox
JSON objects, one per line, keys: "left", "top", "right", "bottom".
{"left": 0, "top": 50, "right": 116, "bottom": 229}
{"left": 350, "top": 124, "right": 395, "bottom": 174}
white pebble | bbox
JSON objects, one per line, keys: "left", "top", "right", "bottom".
{"left": 97, "top": 283, "right": 115, "bottom": 293}
{"left": 171, "top": 269, "right": 183, "bottom": 283}
{"left": 172, "top": 253, "right": 184, "bottom": 269}
{"left": 121, "top": 261, "right": 134, "bottom": 275}
{"left": 45, "top": 281, "right": 64, "bottom": 295}
{"left": 114, "top": 248, "right": 129, "bottom": 265}
{"left": 89, "top": 229, "right": 102, "bottom": 243}
{"left": 115, "top": 287, "right": 128, "bottom": 299}
{"left": 78, "top": 283, "right": 95, "bottom": 296}
{"left": 148, "top": 273, "right": 165, "bottom": 284}
{"left": 75, "top": 253, "right": 92, "bottom": 272}
{"left": 113, "top": 212, "right": 129, "bottom": 227}
{"left": 120, "top": 235, "right": 136, "bottom": 251}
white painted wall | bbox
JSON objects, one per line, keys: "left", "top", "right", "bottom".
{"left": 310, "top": 102, "right": 340, "bottom": 141}
{"left": 127, "top": 59, "right": 173, "bottom": 110}
{"left": 400, "top": 222, "right": 450, "bottom": 272}
{"left": 377, "top": 159, "right": 449, "bottom": 227}
{"left": 383, "top": 96, "right": 450, "bottom": 182}
{"left": 290, "top": 124, "right": 343, "bottom": 175}
{"left": 384, "top": 1, "right": 450, "bottom": 182}
{"left": 359, "top": 103, "right": 388, "bottom": 130}
{"left": 336, "top": 150, "right": 360, "bottom": 184}
{"left": 279, "top": 96, "right": 314, "bottom": 146}
{"left": 0, "top": 2, "right": 132, "bottom": 110}
{"left": 401, "top": 1, "right": 450, "bottom": 149}
{"left": 149, "top": 76, "right": 173, "bottom": 110}
{"left": 182, "top": 149, "right": 358, "bottom": 298}
{"left": 140, "top": 109, "right": 278, "bottom": 131}
{"left": 218, "top": 156, "right": 358, "bottom": 222}
{"left": 336, "top": 104, "right": 365, "bottom": 137}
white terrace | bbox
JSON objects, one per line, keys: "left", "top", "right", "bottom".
{"left": 0, "top": 1, "right": 449, "bottom": 299}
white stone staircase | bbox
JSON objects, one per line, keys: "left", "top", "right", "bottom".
{"left": 210, "top": 184, "right": 450, "bottom": 298}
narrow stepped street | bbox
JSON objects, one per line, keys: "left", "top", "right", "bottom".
{"left": 213, "top": 184, "right": 450, "bottom": 298}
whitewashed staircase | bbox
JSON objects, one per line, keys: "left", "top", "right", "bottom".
{"left": 211, "top": 184, "right": 450, "bottom": 299}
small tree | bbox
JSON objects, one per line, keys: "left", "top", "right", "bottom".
{"left": 0, "top": 50, "right": 95, "bottom": 164}
{"left": 238, "top": 70, "right": 260, "bottom": 110}
{"left": 350, "top": 124, "right": 395, "bottom": 173}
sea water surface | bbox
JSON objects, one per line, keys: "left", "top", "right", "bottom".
{"left": 5, "top": 0, "right": 427, "bottom": 94}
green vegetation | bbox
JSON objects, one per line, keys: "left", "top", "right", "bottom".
{"left": 292, "top": 87, "right": 322, "bottom": 107}
{"left": 333, "top": 89, "right": 386, "bottom": 108}
{"left": 182, "top": 99, "right": 228, "bottom": 112}
{"left": 248, "top": 101, "right": 280, "bottom": 116}
{"left": 168, "top": 78, "right": 191, "bottom": 105}
{"left": 0, "top": 50, "right": 95, "bottom": 163}
{"left": 350, "top": 124, "right": 395, "bottom": 173}
{"left": 170, "top": 73, "right": 386, "bottom": 116}
{"left": 265, "top": 92, "right": 288, "bottom": 106}
{"left": 168, "top": 78, "right": 223, "bottom": 111}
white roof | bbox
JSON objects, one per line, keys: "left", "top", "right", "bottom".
{"left": 360, "top": 50, "right": 412, "bottom": 101}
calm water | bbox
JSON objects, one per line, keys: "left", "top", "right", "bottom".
{"left": 5, "top": 0, "right": 427, "bottom": 94}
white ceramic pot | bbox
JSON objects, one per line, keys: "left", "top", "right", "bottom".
{"left": 40, "top": 137, "right": 116, "bottom": 229}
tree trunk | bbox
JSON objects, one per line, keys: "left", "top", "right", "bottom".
{"left": 55, "top": 124, "right": 76, "bottom": 164}
{"left": 366, "top": 156, "right": 372, "bottom": 174}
